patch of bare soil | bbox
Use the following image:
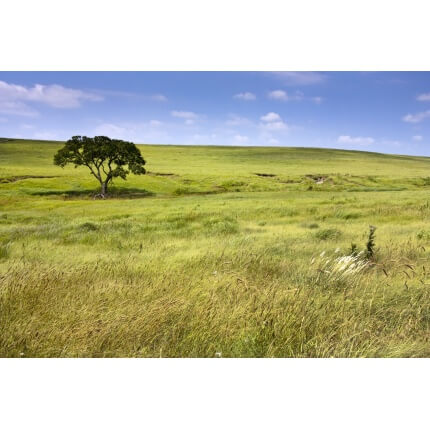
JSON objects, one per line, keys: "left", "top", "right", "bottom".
{"left": 0, "top": 175, "right": 58, "bottom": 183}
{"left": 305, "top": 174, "right": 335, "bottom": 185}
{"left": 147, "top": 171, "right": 178, "bottom": 177}
{"left": 254, "top": 173, "right": 277, "bottom": 177}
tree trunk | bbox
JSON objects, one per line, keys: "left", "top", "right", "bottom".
{"left": 93, "top": 181, "right": 108, "bottom": 199}
{"left": 101, "top": 181, "right": 108, "bottom": 197}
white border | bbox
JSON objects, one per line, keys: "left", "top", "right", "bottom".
{"left": 1, "top": 0, "right": 430, "bottom": 71}
{"left": 1, "top": 358, "right": 429, "bottom": 429}
{"left": 2, "top": 1, "right": 430, "bottom": 428}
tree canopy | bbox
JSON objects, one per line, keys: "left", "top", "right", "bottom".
{"left": 53, "top": 136, "right": 146, "bottom": 197}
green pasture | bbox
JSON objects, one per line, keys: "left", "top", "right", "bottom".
{"left": 2, "top": 138, "right": 430, "bottom": 357}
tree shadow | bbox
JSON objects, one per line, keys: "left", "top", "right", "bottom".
{"left": 29, "top": 187, "right": 155, "bottom": 200}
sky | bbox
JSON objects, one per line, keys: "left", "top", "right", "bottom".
{"left": 1, "top": 71, "right": 430, "bottom": 155}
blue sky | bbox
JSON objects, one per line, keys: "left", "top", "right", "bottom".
{"left": 1, "top": 71, "right": 430, "bottom": 155}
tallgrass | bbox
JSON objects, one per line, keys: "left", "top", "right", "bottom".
{"left": 2, "top": 139, "right": 430, "bottom": 357}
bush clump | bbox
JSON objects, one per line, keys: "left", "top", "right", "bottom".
{"left": 0, "top": 242, "right": 10, "bottom": 260}
{"left": 417, "top": 230, "right": 430, "bottom": 241}
{"left": 314, "top": 228, "right": 342, "bottom": 241}
{"left": 173, "top": 187, "right": 190, "bottom": 196}
{"left": 301, "top": 222, "right": 319, "bottom": 229}
{"left": 78, "top": 222, "right": 99, "bottom": 232}
{"left": 203, "top": 216, "right": 239, "bottom": 235}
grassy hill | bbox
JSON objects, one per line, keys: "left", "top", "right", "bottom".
{"left": 2, "top": 138, "right": 430, "bottom": 198}
{"left": 2, "top": 138, "right": 430, "bottom": 357}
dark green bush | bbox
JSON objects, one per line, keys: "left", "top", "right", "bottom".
{"left": 78, "top": 222, "right": 99, "bottom": 232}
{"left": 314, "top": 228, "right": 342, "bottom": 241}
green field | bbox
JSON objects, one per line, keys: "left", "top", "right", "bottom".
{"left": 2, "top": 138, "right": 430, "bottom": 357}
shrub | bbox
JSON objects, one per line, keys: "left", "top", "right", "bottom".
{"left": 173, "top": 187, "right": 190, "bottom": 196}
{"left": 0, "top": 214, "right": 11, "bottom": 225}
{"left": 0, "top": 242, "right": 10, "bottom": 260}
{"left": 219, "top": 180, "right": 246, "bottom": 189}
{"left": 314, "top": 228, "right": 342, "bottom": 241}
{"left": 336, "top": 212, "right": 361, "bottom": 220}
{"left": 300, "top": 222, "right": 319, "bottom": 229}
{"left": 78, "top": 222, "right": 99, "bottom": 232}
{"left": 305, "top": 222, "right": 319, "bottom": 229}
{"left": 417, "top": 230, "right": 430, "bottom": 241}
{"left": 203, "top": 216, "right": 239, "bottom": 235}
{"left": 365, "top": 225, "right": 377, "bottom": 259}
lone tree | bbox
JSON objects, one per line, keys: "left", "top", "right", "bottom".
{"left": 54, "top": 136, "right": 146, "bottom": 198}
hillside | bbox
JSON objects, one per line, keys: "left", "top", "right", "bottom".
{"left": 1, "top": 138, "right": 430, "bottom": 199}
{"left": 2, "top": 138, "right": 430, "bottom": 357}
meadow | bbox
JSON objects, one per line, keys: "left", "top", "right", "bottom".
{"left": 2, "top": 138, "right": 430, "bottom": 357}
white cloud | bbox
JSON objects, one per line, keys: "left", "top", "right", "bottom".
{"left": 151, "top": 94, "right": 168, "bottom": 102}
{"left": 234, "top": 134, "right": 249, "bottom": 143}
{"left": 417, "top": 93, "right": 430, "bottom": 102}
{"left": 260, "top": 112, "right": 281, "bottom": 122}
{"left": 0, "top": 80, "right": 102, "bottom": 109}
{"left": 225, "top": 114, "right": 252, "bottom": 126}
{"left": 269, "top": 72, "right": 327, "bottom": 86}
{"left": 0, "top": 101, "right": 38, "bottom": 117}
{"left": 94, "top": 120, "right": 169, "bottom": 140}
{"left": 403, "top": 110, "right": 430, "bottom": 123}
{"left": 264, "top": 121, "right": 287, "bottom": 131}
{"left": 337, "top": 135, "right": 375, "bottom": 145}
{"left": 171, "top": 110, "right": 199, "bottom": 125}
{"left": 94, "top": 123, "right": 128, "bottom": 138}
{"left": 171, "top": 110, "right": 198, "bottom": 119}
{"left": 92, "top": 120, "right": 171, "bottom": 144}
{"left": 260, "top": 112, "right": 288, "bottom": 131}
{"left": 268, "top": 89, "right": 306, "bottom": 102}
{"left": 267, "top": 89, "right": 321, "bottom": 104}
{"left": 233, "top": 92, "right": 256, "bottom": 101}
{"left": 92, "top": 89, "right": 168, "bottom": 103}
{"left": 413, "top": 135, "right": 423, "bottom": 141}
{"left": 268, "top": 90, "right": 289, "bottom": 101}
{"left": 267, "top": 138, "right": 280, "bottom": 145}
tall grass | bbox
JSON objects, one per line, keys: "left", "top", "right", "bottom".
{"left": 2, "top": 193, "right": 430, "bottom": 357}
{"left": 2, "top": 242, "right": 430, "bottom": 357}
{"left": 2, "top": 140, "right": 430, "bottom": 356}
